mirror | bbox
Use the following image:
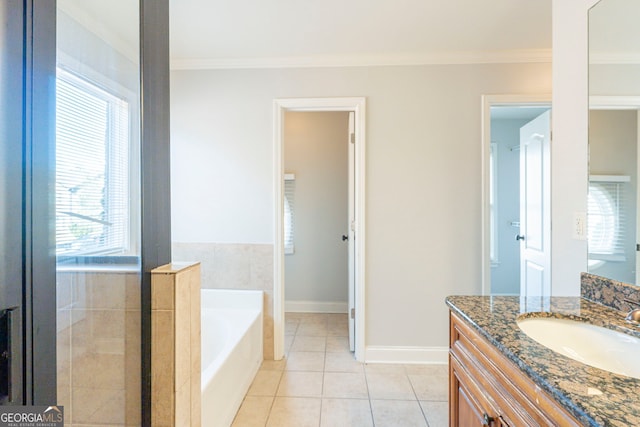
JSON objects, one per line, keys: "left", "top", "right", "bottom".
{"left": 588, "top": 0, "right": 640, "bottom": 285}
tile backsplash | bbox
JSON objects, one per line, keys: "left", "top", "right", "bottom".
{"left": 581, "top": 272, "right": 640, "bottom": 312}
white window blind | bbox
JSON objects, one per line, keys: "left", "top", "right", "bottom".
{"left": 284, "top": 174, "right": 295, "bottom": 255}
{"left": 588, "top": 177, "right": 628, "bottom": 261}
{"left": 56, "top": 69, "right": 130, "bottom": 256}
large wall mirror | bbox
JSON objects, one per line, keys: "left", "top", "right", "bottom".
{"left": 589, "top": 0, "right": 640, "bottom": 285}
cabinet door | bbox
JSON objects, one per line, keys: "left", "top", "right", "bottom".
{"left": 452, "top": 366, "right": 502, "bottom": 426}
{"left": 458, "top": 384, "right": 486, "bottom": 426}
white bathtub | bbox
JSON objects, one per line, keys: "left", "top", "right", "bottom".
{"left": 201, "top": 289, "right": 263, "bottom": 427}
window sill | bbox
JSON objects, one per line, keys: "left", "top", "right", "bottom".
{"left": 56, "top": 255, "right": 140, "bottom": 273}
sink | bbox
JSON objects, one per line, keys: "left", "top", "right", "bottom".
{"left": 517, "top": 316, "right": 640, "bottom": 379}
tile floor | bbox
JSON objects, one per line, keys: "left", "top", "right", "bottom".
{"left": 231, "top": 312, "right": 449, "bottom": 427}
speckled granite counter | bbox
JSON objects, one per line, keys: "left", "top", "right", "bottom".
{"left": 446, "top": 295, "right": 640, "bottom": 427}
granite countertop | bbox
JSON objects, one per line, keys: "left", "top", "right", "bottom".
{"left": 446, "top": 295, "right": 640, "bottom": 427}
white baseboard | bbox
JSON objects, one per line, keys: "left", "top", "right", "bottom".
{"left": 364, "top": 346, "right": 449, "bottom": 364}
{"left": 285, "top": 300, "right": 348, "bottom": 313}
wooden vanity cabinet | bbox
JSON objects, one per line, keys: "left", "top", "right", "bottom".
{"left": 449, "top": 312, "right": 581, "bottom": 427}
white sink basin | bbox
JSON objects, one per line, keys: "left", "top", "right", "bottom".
{"left": 517, "top": 316, "right": 640, "bottom": 379}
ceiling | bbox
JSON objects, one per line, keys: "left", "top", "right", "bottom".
{"left": 168, "top": 0, "right": 552, "bottom": 69}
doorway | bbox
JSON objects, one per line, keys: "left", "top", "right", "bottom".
{"left": 273, "top": 98, "right": 366, "bottom": 361}
{"left": 481, "top": 95, "right": 551, "bottom": 296}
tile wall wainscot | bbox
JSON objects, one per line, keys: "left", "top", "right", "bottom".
{"left": 172, "top": 243, "right": 275, "bottom": 359}
{"left": 57, "top": 269, "right": 141, "bottom": 426}
{"left": 581, "top": 272, "right": 640, "bottom": 312}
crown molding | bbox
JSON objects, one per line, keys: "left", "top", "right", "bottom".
{"left": 170, "top": 49, "right": 552, "bottom": 70}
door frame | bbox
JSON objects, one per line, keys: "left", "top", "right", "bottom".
{"left": 481, "top": 94, "right": 551, "bottom": 295}
{"left": 273, "top": 97, "right": 366, "bottom": 361}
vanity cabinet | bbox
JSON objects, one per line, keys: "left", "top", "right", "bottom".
{"left": 449, "top": 312, "right": 581, "bottom": 427}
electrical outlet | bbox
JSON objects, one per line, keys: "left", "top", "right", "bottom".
{"left": 573, "top": 212, "right": 587, "bottom": 240}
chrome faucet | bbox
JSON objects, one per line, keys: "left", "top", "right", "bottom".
{"left": 626, "top": 308, "right": 640, "bottom": 323}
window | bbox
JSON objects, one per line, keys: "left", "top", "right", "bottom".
{"left": 56, "top": 69, "right": 131, "bottom": 256}
{"left": 284, "top": 174, "right": 295, "bottom": 255}
{"left": 588, "top": 176, "right": 628, "bottom": 262}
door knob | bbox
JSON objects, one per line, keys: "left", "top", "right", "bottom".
{"left": 516, "top": 234, "right": 525, "bottom": 241}
{"left": 342, "top": 235, "right": 348, "bottom": 241}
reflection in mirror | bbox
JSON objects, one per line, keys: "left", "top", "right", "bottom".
{"left": 589, "top": 0, "right": 640, "bottom": 286}
{"left": 56, "top": 0, "right": 141, "bottom": 424}
{"left": 588, "top": 109, "right": 637, "bottom": 284}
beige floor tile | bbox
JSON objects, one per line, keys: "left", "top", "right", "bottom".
{"left": 261, "top": 358, "right": 287, "bottom": 371}
{"left": 320, "top": 398, "right": 373, "bottom": 427}
{"left": 326, "top": 313, "right": 348, "bottom": 323}
{"left": 364, "top": 363, "right": 407, "bottom": 375}
{"left": 404, "top": 364, "right": 448, "bottom": 376}
{"left": 284, "top": 335, "right": 295, "bottom": 354}
{"left": 324, "top": 352, "right": 363, "bottom": 373}
{"left": 326, "top": 336, "right": 350, "bottom": 353}
{"left": 420, "top": 401, "right": 448, "bottom": 427}
{"left": 323, "top": 372, "right": 369, "bottom": 399}
{"left": 296, "top": 322, "right": 328, "bottom": 336}
{"left": 291, "top": 335, "right": 326, "bottom": 352}
{"left": 286, "top": 351, "right": 325, "bottom": 371}
{"left": 408, "top": 374, "right": 448, "bottom": 401}
{"left": 231, "top": 396, "right": 274, "bottom": 427}
{"left": 277, "top": 371, "right": 324, "bottom": 397}
{"left": 284, "top": 312, "right": 306, "bottom": 321}
{"left": 285, "top": 319, "right": 300, "bottom": 336}
{"left": 327, "top": 322, "right": 349, "bottom": 337}
{"left": 366, "top": 372, "right": 416, "bottom": 400}
{"left": 266, "top": 397, "right": 321, "bottom": 427}
{"left": 370, "top": 400, "right": 428, "bottom": 427}
{"left": 297, "top": 313, "right": 328, "bottom": 325}
{"left": 247, "top": 369, "right": 283, "bottom": 396}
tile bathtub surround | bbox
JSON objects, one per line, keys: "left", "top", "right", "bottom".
{"left": 231, "top": 313, "right": 449, "bottom": 427}
{"left": 581, "top": 272, "right": 640, "bottom": 312}
{"left": 173, "top": 242, "right": 275, "bottom": 359}
{"left": 151, "top": 262, "right": 202, "bottom": 427}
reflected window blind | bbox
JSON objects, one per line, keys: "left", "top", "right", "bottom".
{"left": 56, "top": 69, "right": 130, "bottom": 256}
{"left": 284, "top": 174, "right": 295, "bottom": 255}
{"left": 588, "top": 179, "right": 627, "bottom": 261}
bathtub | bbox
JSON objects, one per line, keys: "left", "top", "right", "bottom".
{"left": 201, "top": 289, "right": 263, "bottom": 427}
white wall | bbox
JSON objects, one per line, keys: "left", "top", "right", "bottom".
{"left": 170, "top": 63, "right": 551, "bottom": 352}
{"left": 284, "top": 111, "right": 349, "bottom": 307}
{"left": 590, "top": 64, "right": 640, "bottom": 94}
{"left": 550, "top": 0, "right": 600, "bottom": 295}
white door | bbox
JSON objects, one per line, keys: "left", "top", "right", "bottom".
{"left": 519, "top": 110, "right": 551, "bottom": 297}
{"left": 347, "top": 112, "right": 356, "bottom": 351}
